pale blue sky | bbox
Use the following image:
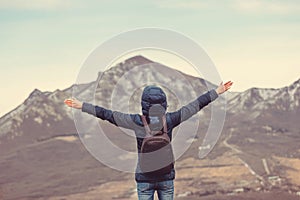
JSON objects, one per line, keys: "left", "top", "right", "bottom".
{"left": 1, "top": 0, "right": 300, "bottom": 116}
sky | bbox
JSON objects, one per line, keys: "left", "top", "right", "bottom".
{"left": 0, "top": 0, "right": 300, "bottom": 117}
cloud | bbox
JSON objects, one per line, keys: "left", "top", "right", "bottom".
{"left": 152, "top": 0, "right": 300, "bottom": 15}
{"left": 232, "top": 0, "right": 300, "bottom": 14}
{"left": 152, "top": 0, "right": 212, "bottom": 10}
{"left": 0, "top": 0, "right": 72, "bottom": 10}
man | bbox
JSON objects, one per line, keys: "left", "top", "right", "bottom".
{"left": 64, "top": 81, "right": 233, "bottom": 200}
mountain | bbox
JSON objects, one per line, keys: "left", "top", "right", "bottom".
{"left": 0, "top": 55, "right": 300, "bottom": 199}
{"left": 227, "top": 79, "right": 300, "bottom": 114}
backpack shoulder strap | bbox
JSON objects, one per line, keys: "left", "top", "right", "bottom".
{"left": 162, "top": 115, "right": 167, "bottom": 133}
{"left": 141, "top": 115, "right": 168, "bottom": 135}
{"left": 141, "top": 115, "right": 151, "bottom": 135}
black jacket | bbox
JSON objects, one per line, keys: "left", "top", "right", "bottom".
{"left": 81, "top": 89, "right": 218, "bottom": 182}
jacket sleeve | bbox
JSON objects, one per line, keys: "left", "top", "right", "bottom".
{"left": 169, "top": 89, "right": 218, "bottom": 128}
{"left": 81, "top": 103, "right": 137, "bottom": 130}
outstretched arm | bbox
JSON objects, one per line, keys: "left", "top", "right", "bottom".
{"left": 64, "top": 98, "right": 137, "bottom": 129}
{"left": 169, "top": 81, "right": 233, "bottom": 127}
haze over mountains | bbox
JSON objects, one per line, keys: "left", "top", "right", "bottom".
{"left": 0, "top": 56, "right": 299, "bottom": 200}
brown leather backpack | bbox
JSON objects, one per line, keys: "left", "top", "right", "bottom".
{"left": 140, "top": 115, "right": 174, "bottom": 175}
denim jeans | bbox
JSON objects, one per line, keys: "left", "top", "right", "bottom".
{"left": 137, "top": 180, "right": 174, "bottom": 200}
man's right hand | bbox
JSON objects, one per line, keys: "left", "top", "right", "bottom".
{"left": 64, "top": 97, "right": 83, "bottom": 109}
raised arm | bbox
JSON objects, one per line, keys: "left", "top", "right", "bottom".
{"left": 169, "top": 81, "right": 233, "bottom": 127}
{"left": 64, "top": 98, "right": 137, "bottom": 129}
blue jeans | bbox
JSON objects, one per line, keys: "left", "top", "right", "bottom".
{"left": 137, "top": 180, "right": 174, "bottom": 200}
